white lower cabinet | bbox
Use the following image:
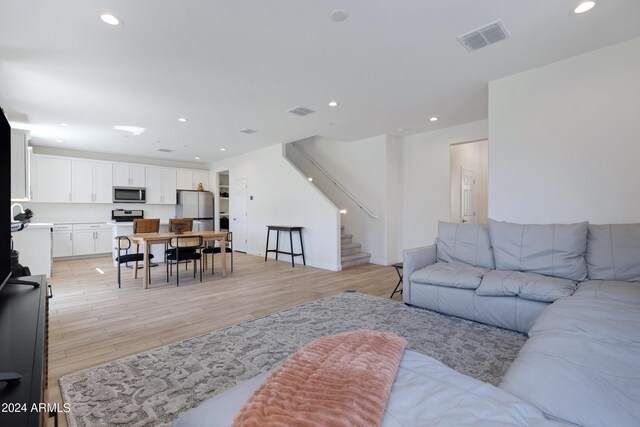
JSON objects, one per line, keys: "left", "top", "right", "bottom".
{"left": 73, "top": 230, "right": 96, "bottom": 256}
{"left": 73, "top": 224, "right": 113, "bottom": 256}
{"left": 52, "top": 223, "right": 112, "bottom": 258}
{"left": 52, "top": 225, "right": 74, "bottom": 258}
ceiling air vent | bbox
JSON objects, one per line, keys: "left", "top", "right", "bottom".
{"left": 458, "top": 20, "right": 509, "bottom": 52}
{"left": 288, "top": 106, "right": 315, "bottom": 117}
{"left": 239, "top": 128, "right": 258, "bottom": 134}
{"left": 157, "top": 148, "right": 173, "bottom": 153}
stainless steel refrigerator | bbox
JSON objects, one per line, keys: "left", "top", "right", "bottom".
{"left": 176, "top": 190, "right": 214, "bottom": 231}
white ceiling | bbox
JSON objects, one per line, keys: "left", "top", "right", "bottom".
{"left": 1, "top": 0, "right": 640, "bottom": 163}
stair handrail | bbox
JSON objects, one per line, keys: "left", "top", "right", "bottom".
{"left": 291, "top": 142, "right": 379, "bottom": 219}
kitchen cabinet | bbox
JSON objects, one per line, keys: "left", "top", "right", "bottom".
{"left": 72, "top": 223, "right": 112, "bottom": 256}
{"left": 194, "top": 170, "right": 210, "bottom": 190}
{"left": 72, "top": 160, "right": 113, "bottom": 203}
{"left": 146, "top": 167, "right": 177, "bottom": 204}
{"left": 10, "top": 129, "right": 29, "bottom": 201}
{"left": 52, "top": 225, "right": 73, "bottom": 258}
{"left": 177, "top": 169, "right": 209, "bottom": 190}
{"left": 113, "top": 163, "right": 145, "bottom": 187}
{"left": 30, "top": 155, "right": 72, "bottom": 202}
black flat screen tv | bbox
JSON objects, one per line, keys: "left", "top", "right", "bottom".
{"left": 0, "top": 107, "right": 11, "bottom": 292}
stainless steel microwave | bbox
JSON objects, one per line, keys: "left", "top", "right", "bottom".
{"left": 113, "top": 187, "right": 146, "bottom": 203}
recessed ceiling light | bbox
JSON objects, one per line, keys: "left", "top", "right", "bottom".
{"left": 59, "top": 122, "right": 69, "bottom": 127}
{"left": 220, "top": 148, "right": 226, "bottom": 152}
{"left": 339, "top": 209, "right": 347, "bottom": 214}
{"left": 195, "top": 157, "right": 200, "bottom": 160}
{"left": 574, "top": 1, "right": 596, "bottom": 14}
{"left": 307, "top": 177, "right": 313, "bottom": 182}
{"left": 328, "top": 101, "right": 339, "bottom": 107}
{"left": 178, "top": 117, "right": 188, "bottom": 122}
{"left": 100, "top": 14, "right": 121, "bottom": 26}
{"left": 429, "top": 117, "right": 439, "bottom": 122}
{"left": 55, "top": 139, "right": 63, "bottom": 143}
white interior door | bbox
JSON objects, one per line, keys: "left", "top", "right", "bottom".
{"left": 231, "top": 178, "right": 248, "bottom": 252}
{"left": 461, "top": 168, "right": 476, "bottom": 224}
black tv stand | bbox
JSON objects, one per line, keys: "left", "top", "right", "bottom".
{"left": 0, "top": 372, "right": 21, "bottom": 383}
{"left": 0, "top": 275, "right": 49, "bottom": 426}
{"left": 6, "top": 278, "right": 40, "bottom": 288}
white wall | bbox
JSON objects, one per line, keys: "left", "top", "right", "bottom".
{"left": 402, "top": 120, "right": 488, "bottom": 249}
{"left": 288, "top": 135, "right": 390, "bottom": 264}
{"left": 489, "top": 37, "right": 640, "bottom": 224}
{"left": 385, "top": 136, "right": 404, "bottom": 264}
{"left": 209, "top": 144, "right": 341, "bottom": 271}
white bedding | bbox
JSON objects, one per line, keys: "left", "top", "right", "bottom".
{"left": 173, "top": 350, "right": 569, "bottom": 427}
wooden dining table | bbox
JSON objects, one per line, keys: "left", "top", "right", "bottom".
{"left": 129, "top": 230, "right": 229, "bottom": 289}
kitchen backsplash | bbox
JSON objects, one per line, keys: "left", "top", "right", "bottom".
{"left": 21, "top": 202, "right": 176, "bottom": 224}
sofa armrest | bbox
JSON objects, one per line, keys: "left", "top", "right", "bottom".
{"left": 403, "top": 245, "right": 437, "bottom": 303}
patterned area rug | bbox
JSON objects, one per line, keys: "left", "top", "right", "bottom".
{"left": 59, "top": 292, "right": 526, "bottom": 427}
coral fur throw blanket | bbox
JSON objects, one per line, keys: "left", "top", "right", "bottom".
{"left": 231, "top": 330, "right": 407, "bottom": 427}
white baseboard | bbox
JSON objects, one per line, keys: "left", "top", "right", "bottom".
{"left": 246, "top": 250, "right": 340, "bottom": 272}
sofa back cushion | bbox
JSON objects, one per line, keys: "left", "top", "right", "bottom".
{"left": 436, "top": 222, "right": 494, "bottom": 269}
{"left": 586, "top": 224, "right": 640, "bottom": 281}
{"left": 488, "top": 219, "right": 588, "bottom": 281}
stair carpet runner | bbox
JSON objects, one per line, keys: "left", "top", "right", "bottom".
{"left": 341, "top": 225, "right": 371, "bottom": 269}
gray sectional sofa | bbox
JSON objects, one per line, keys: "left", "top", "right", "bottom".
{"left": 404, "top": 220, "right": 640, "bottom": 426}
{"left": 172, "top": 220, "right": 639, "bottom": 427}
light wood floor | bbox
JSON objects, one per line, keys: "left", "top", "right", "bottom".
{"left": 47, "top": 252, "right": 402, "bottom": 426}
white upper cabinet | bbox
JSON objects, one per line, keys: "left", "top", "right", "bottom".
{"left": 176, "top": 169, "right": 194, "bottom": 190}
{"left": 113, "top": 163, "right": 145, "bottom": 187}
{"left": 31, "top": 155, "right": 72, "bottom": 202}
{"left": 71, "top": 160, "right": 94, "bottom": 203}
{"left": 93, "top": 162, "right": 113, "bottom": 203}
{"left": 146, "top": 167, "right": 177, "bottom": 205}
{"left": 193, "top": 170, "right": 210, "bottom": 191}
{"left": 176, "top": 169, "right": 210, "bottom": 190}
{"left": 145, "top": 167, "right": 162, "bottom": 204}
{"left": 161, "top": 168, "right": 177, "bottom": 204}
{"left": 72, "top": 160, "right": 113, "bottom": 203}
{"left": 10, "top": 129, "right": 29, "bottom": 201}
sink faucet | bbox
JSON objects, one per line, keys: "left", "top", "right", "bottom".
{"left": 10, "top": 203, "right": 24, "bottom": 222}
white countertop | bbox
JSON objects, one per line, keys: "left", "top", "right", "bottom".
{"left": 24, "top": 222, "right": 54, "bottom": 229}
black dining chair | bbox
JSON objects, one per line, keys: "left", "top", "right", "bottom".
{"left": 114, "top": 236, "right": 154, "bottom": 288}
{"left": 202, "top": 232, "right": 234, "bottom": 274}
{"left": 165, "top": 218, "right": 194, "bottom": 270}
{"left": 166, "top": 235, "right": 203, "bottom": 286}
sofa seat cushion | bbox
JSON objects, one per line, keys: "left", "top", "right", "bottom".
{"left": 488, "top": 219, "right": 588, "bottom": 281}
{"left": 476, "top": 270, "right": 577, "bottom": 302}
{"left": 575, "top": 280, "right": 640, "bottom": 303}
{"left": 586, "top": 223, "right": 640, "bottom": 281}
{"left": 500, "top": 295, "right": 640, "bottom": 427}
{"left": 436, "top": 221, "right": 495, "bottom": 269}
{"left": 409, "top": 262, "right": 489, "bottom": 290}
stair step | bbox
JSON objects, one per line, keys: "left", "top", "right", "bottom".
{"left": 341, "top": 252, "right": 371, "bottom": 269}
{"left": 341, "top": 242, "right": 362, "bottom": 256}
{"left": 340, "top": 233, "right": 353, "bottom": 244}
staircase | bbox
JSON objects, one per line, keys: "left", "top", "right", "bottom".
{"left": 341, "top": 226, "right": 371, "bottom": 269}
